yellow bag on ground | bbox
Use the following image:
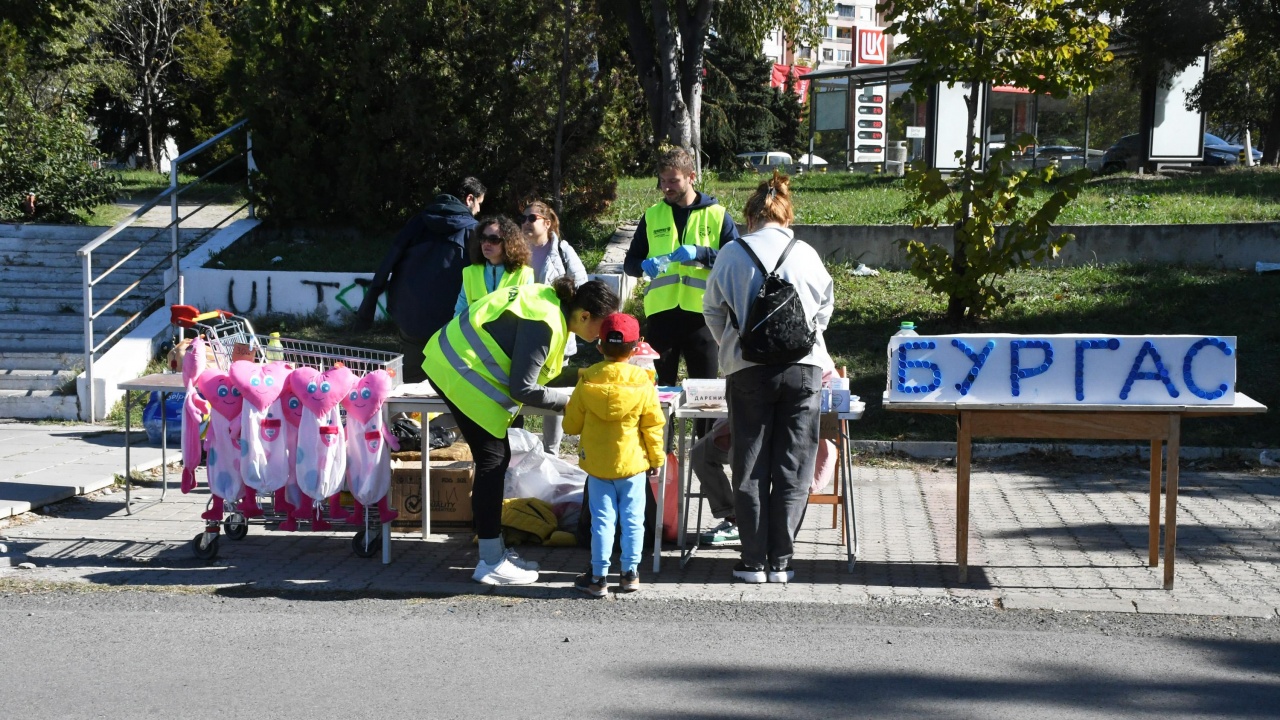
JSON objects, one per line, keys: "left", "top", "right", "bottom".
{"left": 501, "top": 497, "right": 559, "bottom": 545}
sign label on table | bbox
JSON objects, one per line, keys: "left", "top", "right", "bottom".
{"left": 886, "top": 334, "right": 1237, "bottom": 405}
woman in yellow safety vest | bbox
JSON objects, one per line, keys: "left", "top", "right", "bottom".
{"left": 453, "top": 216, "right": 534, "bottom": 316}
{"left": 423, "top": 276, "right": 620, "bottom": 586}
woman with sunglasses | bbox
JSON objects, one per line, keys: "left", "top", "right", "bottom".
{"left": 520, "top": 200, "right": 588, "bottom": 455}
{"left": 423, "top": 277, "right": 620, "bottom": 585}
{"left": 454, "top": 216, "right": 534, "bottom": 316}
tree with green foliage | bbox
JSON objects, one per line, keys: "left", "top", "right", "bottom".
{"left": 611, "top": 1, "right": 829, "bottom": 167}
{"left": 886, "top": 0, "right": 1115, "bottom": 324}
{"left": 0, "top": 4, "right": 120, "bottom": 222}
{"left": 700, "top": 35, "right": 804, "bottom": 170}
{"left": 1188, "top": 13, "right": 1280, "bottom": 162}
{"left": 1187, "top": 29, "right": 1280, "bottom": 156}
{"left": 230, "top": 0, "right": 624, "bottom": 229}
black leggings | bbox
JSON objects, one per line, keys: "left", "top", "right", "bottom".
{"left": 439, "top": 395, "right": 508, "bottom": 540}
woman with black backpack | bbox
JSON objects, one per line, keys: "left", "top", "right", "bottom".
{"left": 702, "top": 171, "right": 835, "bottom": 584}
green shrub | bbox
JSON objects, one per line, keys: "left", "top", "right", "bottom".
{"left": 230, "top": 0, "right": 622, "bottom": 230}
{"left": 0, "top": 101, "right": 120, "bottom": 223}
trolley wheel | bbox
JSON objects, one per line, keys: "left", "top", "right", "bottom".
{"left": 191, "top": 532, "right": 220, "bottom": 561}
{"left": 223, "top": 513, "right": 249, "bottom": 541}
{"left": 352, "top": 529, "right": 382, "bottom": 558}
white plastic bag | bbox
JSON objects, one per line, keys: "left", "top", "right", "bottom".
{"left": 505, "top": 428, "right": 587, "bottom": 506}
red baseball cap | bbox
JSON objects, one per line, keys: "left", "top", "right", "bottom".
{"left": 600, "top": 313, "right": 640, "bottom": 345}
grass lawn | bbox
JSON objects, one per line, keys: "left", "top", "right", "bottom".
{"left": 826, "top": 264, "right": 1279, "bottom": 448}
{"left": 79, "top": 168, "right": 247, "bottom": 226}
{"left": 200, "top": 265, "right": 1278, "bottom": 448}
{"left": 207, "top": 166, "right": 1280, "bottom": 273}
{"left": 602, "top": 165, "right": 1280, "bottom": 227}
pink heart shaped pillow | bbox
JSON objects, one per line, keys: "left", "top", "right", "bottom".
{"left": 342, "top": 370, "right": 393, "bottom": 424}
{"left": 288, "top": 365, "right": 356, "bottom": 418}
{"left": 279, "top": 383, "right": 304, "bottom": 428}
{"left": 196, "top": 368, "right": 244, "bottom": 420}
{"left": 183, "top": 337, "right": 208, "bottom": 388}
{"left": 230, "top": 360, "right": 291, "bottom": 411}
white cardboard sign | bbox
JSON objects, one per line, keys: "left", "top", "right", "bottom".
{"left": 886, "top": 334, "right": 1237, "bottom": 405}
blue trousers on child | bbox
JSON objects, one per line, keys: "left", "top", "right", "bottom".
{"left": 588, "top": 472, "right": 646, "bottom": 578}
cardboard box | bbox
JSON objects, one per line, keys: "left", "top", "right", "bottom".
{"left": 389, "top": 459, "right": 474, "bottom": 531}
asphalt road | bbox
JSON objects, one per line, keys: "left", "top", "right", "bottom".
{"left": 1, "top": 589, "right": 1276, "bottom": 719}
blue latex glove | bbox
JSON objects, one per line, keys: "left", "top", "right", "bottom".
{"left": 641, "top": 257, "right": 662, "bottom": 279}
{"left": 668, "top": 245, "right": 698, "bottom": 263}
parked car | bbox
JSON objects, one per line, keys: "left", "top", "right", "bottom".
{"left": 736, "top": 151, "right": 794, "bottom": 171}
{"left": 795, "top": 153, "right": 829, "bottom": 172}
{"left": 1100, "top": 133, "right": 1263, "bottom": 173}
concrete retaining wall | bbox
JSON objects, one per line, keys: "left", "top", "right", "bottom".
{"left": 791, "top": 222, "right": 1280, "bottom": 270}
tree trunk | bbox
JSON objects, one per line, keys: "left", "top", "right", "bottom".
{"left": 622, "top": 1, "right": 663, "bottom": 146}
{"left": 1264, "top": 93, "right": 1280, "bottom": 165}
{"left": 143, "top": 85, "right": 156, "bottom": 171}
{"left": 652, "top": 0, "right": 689, "bottom": 149}
{"left": 948, "top": 80, "right": 980, "bottom": 325}
{"left": 552, "top": 0, "right": 574, "bottom": 209}
{"left": 675, "top": 0, "right": 713, "bottom": 173}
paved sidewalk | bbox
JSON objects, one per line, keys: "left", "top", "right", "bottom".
{"left": 0, "top": 422, "right": 166, "bottom": 520}
{"left": 2, "top": 449, "right": 1277, "bottom": 618}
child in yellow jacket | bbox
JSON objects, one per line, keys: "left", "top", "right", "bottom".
{"left": 562, "top": 313, "right": 665, "bottom": 597}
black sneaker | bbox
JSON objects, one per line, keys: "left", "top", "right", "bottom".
{"left": 579, "top": 575, "right": 609, "bottom": 598}
{"left": 619, "top": 570, "right": 640, "bottom": 592}
{"left": 732, "top": 561, "right": 766, "bottom": 583}
{"left": 573, "top": 569, "right": 593, "bottom": 591}
{"left": 767, "top": 563, "right": 794, "bottom": 583}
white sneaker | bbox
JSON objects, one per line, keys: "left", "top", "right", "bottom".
{"left": 504, "top": 548, "right": 540, "bottom": 571}
{"left": 472, "top": 557, "right": 539, "bottom": 585}
{"left": 767, "top": 566, "right": 794, "bottom": 583}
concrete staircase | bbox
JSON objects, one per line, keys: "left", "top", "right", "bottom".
{"left": 0, "top": 226, "right": 172, "bottom": 420}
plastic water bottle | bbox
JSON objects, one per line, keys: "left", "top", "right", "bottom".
{"left": 887, "top": 322, "right": 919, "bottom": 394}
{"left": 652, "top": 255, "right": 672, "bottom": 275}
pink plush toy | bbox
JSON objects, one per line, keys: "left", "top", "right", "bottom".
{"left": 342, "top": 370, "right": 400, "bottom": 525}
{"left": 230, "top": 360, "right": 292, "bottom": 518}
{"left": 289, "top": 365, "right": 356, "bottom": 528}
{"left": 180, "top": 338, "right": 211, "bottom": 494}
{"left": 195, "top": 368, "right": 244, "bottom": 522}
{"left": 276, "top": 382, "right": 306, "bottom": 532}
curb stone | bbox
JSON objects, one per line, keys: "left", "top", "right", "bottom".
{"left": 853, "top": 440, "right": 1280, "bottom": 463}
{"left": 1000, "top": 594, "right": 1136, "bottom": 614}
{"left": 1132, "top": 600, "right": 1277, "bottom": 618}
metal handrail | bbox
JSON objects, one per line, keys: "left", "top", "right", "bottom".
{"left": 78, "top": 119, "right": 253, "bottom": 422}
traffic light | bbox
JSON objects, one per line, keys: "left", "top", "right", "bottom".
{"left": 853, "top": 85, "right": 887, "bottom": 163}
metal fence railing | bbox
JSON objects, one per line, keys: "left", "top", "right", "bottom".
{"left": 77, "top": 119, "right": 254, "bottom": 422}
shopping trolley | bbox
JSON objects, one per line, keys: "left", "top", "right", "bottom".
{"left": 172, "top": 306, "right": 404, "bottom": 562}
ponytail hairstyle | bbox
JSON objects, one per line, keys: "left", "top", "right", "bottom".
{"left": 524, "top": 199, "right": 561, "bottom": 239}
{"left": 742, "top": 170, "right": 794, "bottom": 229}
{"left": 552, "top": 276, "right": 619, "bottom": 320}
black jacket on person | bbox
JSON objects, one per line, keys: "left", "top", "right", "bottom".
{"left": 622, "top": 191, "right": 740, "bottom": 278}
{"left": 355, "top": 194, "right": 477, "bottom": 338}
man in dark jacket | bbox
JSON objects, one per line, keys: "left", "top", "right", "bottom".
{"left": 623, "top": 148, "right": 739, "bottom": 387}
{"left": 355, "top": 178, "right": 485, "bottom": 382}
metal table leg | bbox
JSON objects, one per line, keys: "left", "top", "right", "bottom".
{"left": 158, "top": 391, "right": 168, "bottom": 503}
{"left": 124, "top": 391, "right": 133, "bottom": 514}
{"left": 841, "top": 419, "right": 858, "bottom": 572}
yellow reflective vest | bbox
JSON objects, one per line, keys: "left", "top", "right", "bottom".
{"left": 643, "top": 202, "right": 726, "bottom": 315}
{"left": 422, "top": 284, "right": 568, "bottom": 437}
{"left": 462, "top": 264, "right": 534, "bottom": 306}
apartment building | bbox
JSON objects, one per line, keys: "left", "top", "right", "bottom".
{"left": 762, "top": 2, "right": 891, "bottom": 70}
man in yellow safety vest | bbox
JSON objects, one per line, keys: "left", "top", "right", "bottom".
{"left": 623, "top": 147, "right": 740, "bottom": 387}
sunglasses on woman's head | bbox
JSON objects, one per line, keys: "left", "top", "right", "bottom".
{"left": 519, "top": 213, "right": 543, "bottom": 224}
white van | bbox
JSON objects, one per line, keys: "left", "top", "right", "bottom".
{"left": 736, "top": 151, "right": 794, "bottom": 171}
